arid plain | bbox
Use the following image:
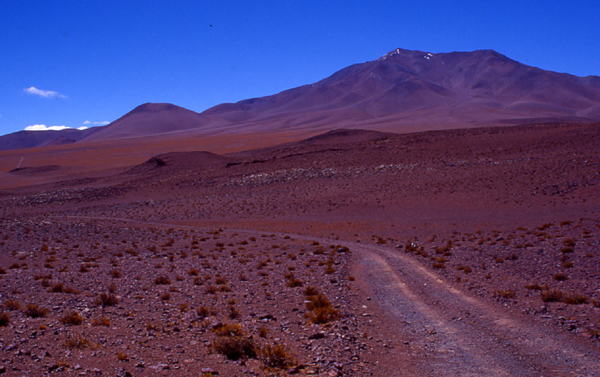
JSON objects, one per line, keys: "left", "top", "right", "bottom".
{"left": 1, "top": 122, "right": 600, "bottom": 376}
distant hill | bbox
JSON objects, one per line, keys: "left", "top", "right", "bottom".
{"left": 0, "top": 127, "right": 101, "bottom": 151}
{"left": 2, "top": 48, "right": 599, "bottom": 151}
{"left": 81, "top": 103, "right": 214, "bottom": 142}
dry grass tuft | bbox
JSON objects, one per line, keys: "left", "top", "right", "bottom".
{"left": 305, "top": 293, "right": 340, "bottom": 324}
{"left": 494, "top": 289, "right": 516, "bottom": 299}
{"left": 96, "top": 293, "right": 119, "bottom": 307}
{"left": 23, "top": 303, "right": 49, "bottom": 318}
{"left": 91, "top": 316, "right": 110, "bottom": 327}
{"left": 540, "top": 290, "right": 563, "bottom": 302}
{"left": 0, "top": 311, "right": 9, "bottom": 327}
{"left": 562, "top": 294, "right": 589, "bottom": 305}
{"left": 155, "top": 275, "right": 171, "bottom": 285}
{"left": 63, "top": 335, "right": 93, "bottom": 349}
{"left": 259, "top": 343, "right": 296, "bottom": 370}
{"left": 4, "top": 299, "right": 21, "bottom": 311}
{"left": 60, "top": 311, "right": 84, "bottom": 325}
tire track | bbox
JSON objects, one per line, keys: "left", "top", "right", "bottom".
{"left": 353, "top": 242, "right": 600, "bottom": 376}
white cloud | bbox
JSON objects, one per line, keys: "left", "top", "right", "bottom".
{"left": 23, "top": 86, "right": 68, "bottom": 99}
{"left": 25, "top": 124, "right": 70, "bottom": 131}
{"left": 83, "top": 120, "right": 110, "bottom": 125}
{"left": 78, "top": 126, "right": 88, "bottom": 130}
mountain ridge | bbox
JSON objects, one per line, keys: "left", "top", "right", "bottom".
{"left": 1, "top": 48, "right": 599, "bottom": 151}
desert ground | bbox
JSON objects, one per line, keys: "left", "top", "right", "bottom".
{"left": 1, "top": 123, "right": 600, "bottom": 376}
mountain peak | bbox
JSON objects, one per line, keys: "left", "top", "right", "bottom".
{"left": 130, "top": 103, "right": 183, "bottom": 114}
{"left": 378, "top": 48, "right": 432, "bottom": 61}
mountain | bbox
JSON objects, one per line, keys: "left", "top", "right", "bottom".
{"left": 199, "top": 48, "right": 600, "bottom": 132}
{"left": 81, "top": 103, "right": 213, "bottom": 142}
{"left": 2, "top": 48, "right": 600, "bottom": 151}
{"left": 0, "top": 127, "right": 101, "bottom": 151}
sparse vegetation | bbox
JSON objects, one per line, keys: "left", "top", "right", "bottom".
{"left": 96, "top": 293, "right": 119, "bottom": 307}
{"left": 91, "top": 316, "right": 110, "bottom": 327}
{"left": 259, "top": 343, "right": 296, "bottom": 370}
{"left": 23, "top": 303, "right": 49, "bottom": 318}
{"left": 494, "top": 289, "right": 516, "bottom": 299}
{"left": 63, "top": 335, "right": 93, "bottom": 349}
{"left": 562, "top": 294, "right": 589, "bottom": 305}
{"left": 0, "top": 311, "right": 9, "bottom": 327}
{"left": 305, "top": 291, "right": 340, "bottom": 324}
{"left": 212, "top": 323, "right": 257, "bottom": 360}
{"left": 540, "top": 290, "right": 564, "bottom": 303}
{"left": 60, "top": 311, "right": 84, "bottom": 325}
{"left": 155, "top": 275, "right": 171, "bottom": 285}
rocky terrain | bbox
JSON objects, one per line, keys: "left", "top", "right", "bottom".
{"left": 1, "top": 123, "right": 600, "bottom": 375}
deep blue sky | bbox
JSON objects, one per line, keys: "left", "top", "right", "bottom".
{"left": 1, "top": 0, "right": 599, "bottom": 136}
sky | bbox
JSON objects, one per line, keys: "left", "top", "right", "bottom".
{"left": 1, "top": 0, "right": 599, "bottom": 136}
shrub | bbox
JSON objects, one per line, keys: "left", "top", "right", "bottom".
{"left": 205, "top": 285, "right": 218, "bottom": 294}
{"left": 552, "top": 273, "right": 568, "bottom": 281}
{"left": 304, "top": 286, "right": 319, "bottom": 296}
{"left": 155, "top": 275, "right": 171, "bottom": 285}
{"left": 308, "top": 306, "right": 341, "bottom": 324}
{"left": 456, "top": 265, "right": 472, "bottom": 274}
{"left": 286, "top": 278, "right": 303, "bottom": 288}
{"left": 494, "top": 289, "right": 516, "bottom": 299}
{"left": 306, "top": 294, "right": 340, "bottom": 324}
{"left": 540, "top": 290, "right": 563, "bottom": 302}
{"left": 212, "top": 322, "right": 243, "bottom": 337}
{"left": 91, "top": 316, "right": 110, "bottom": 326}
{"left": 4, "top": 299, "right": 21, "bottom": 311}
{"left": 97, "top": 293, "right": 119, "bottom": 307}
{"left": 0, "top": 311, "right": 9, "bottom": 327}
{"left": 110, "top": 270, "right": 122, "bottom": 278}
{"left": 24, "top": 304, "right": 49, "bottom": 318}
{"left": 228, "top": 306, "right": 240, "bottom": 319}
{"left": 259, "top": 343, "right": 296, "bottom": 370}
{"left": 197, "top": 306, "right": 211, "bottom": 318}
{"left": 214, "top": 336, "right": 257, "bottom": 360}
{"left": 61, "top": 311, "right": 84, "bottom": 325}
{"left": 258, "top": 326, "right": 269, "bottom": 338}
{"left": 63, "top": 335, "right": 92, "bottom": 349}
{"left": 563, "top": 295, "right": 589, "bottom": 305}
{"left": 160, "top": 292, "right": 171, "bottom": 301}
{"left": 215, "top": 276, "right": 227, "bottom": 285}
{"left": 212, "top": 322, "right": 256, "bottom": 360}
{"left": 525, "top": 283, "right": 548, "bottom": 291}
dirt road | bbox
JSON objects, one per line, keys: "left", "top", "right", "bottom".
{"left": 351, "top": 242, "right": 600, "bottom": 376}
